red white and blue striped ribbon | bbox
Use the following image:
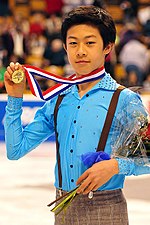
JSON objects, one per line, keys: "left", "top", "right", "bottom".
{"left": 24, "top": 65, "right": 105, "bottom": 101}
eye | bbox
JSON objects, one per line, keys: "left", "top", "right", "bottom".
{"left": 69, "top": 42, "right": 77, "bottom": 45}
{"left": 87, "top": 41, "right": 96, "bottom": 45}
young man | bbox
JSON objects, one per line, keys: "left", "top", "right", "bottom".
{"left": 4, "top": 6, "right": 150, "bottom": 225}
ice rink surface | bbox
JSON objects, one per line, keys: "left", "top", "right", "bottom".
{"left": 0, "top": 142, "right": 150, "bottom": 225}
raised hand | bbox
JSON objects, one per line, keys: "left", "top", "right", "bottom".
{"left": 4, "top": 62, "right": 26, "bottom": 98}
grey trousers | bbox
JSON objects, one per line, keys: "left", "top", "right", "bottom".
{"left": 54, "top": 189, "right": 129, "bottom": 225}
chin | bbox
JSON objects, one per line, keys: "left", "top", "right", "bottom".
{"left": 76, "top": 69, "right": 93, "bottom": 76}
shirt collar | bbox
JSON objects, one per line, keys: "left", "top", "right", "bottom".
{"left": 97, "top": 73, "right": 119, "bottom": 90}
{"left": 60, "top": 72, "right": 119, "bottom": 95}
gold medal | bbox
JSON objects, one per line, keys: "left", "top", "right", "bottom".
{"left": 12, "top": 69, "right": 24, "bottom": 84}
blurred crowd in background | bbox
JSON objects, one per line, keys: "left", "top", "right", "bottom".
{"left": 0, "top": 0, "right": 150, "bottom": 93}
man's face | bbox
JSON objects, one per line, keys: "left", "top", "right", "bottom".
{"left": 64, "top": 24, "right": 113, "bottom": 76}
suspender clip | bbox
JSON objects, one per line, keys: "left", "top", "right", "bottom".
{"left": 59, "top": 188, "right": 63, "bottom": 197}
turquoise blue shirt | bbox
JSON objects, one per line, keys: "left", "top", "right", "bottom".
{"left": 4, "top": 73, "right": 150, "bottom": 192}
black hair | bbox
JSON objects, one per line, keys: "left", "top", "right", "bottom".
{"left": 61, "top": 5, "right": 116, "bottom": 49}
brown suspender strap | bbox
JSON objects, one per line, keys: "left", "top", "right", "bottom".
{"left": 54, "top": 86, "right": 125, "bottom": 189}
{"left": 96, "top": 85, "right": 125, "bottom": 152}
{"left": 54, "top": 95, "right": 65, "bottom": 189}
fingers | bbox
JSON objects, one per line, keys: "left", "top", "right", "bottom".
{"left": 5, "top": 62, "right": 21, "bottom": 81}
{"left": 6, "top": 62, "right": 17, "bottom": 76}
{"left": 13, "top": 62, "right": 25, "bottom": 73}
{"left": 76, "top": 170, "right": 96, "bottom": 194}
{"left": 9, "top": 62, "right": 15, "bottom": 70}
{"left": 76, "top": 175, "right": 95, "bottom": 195}
{"left": 14, "top": 62, "right": 20, "bottom": 70}
{"left": 76, "top": 170, "right": 88, "bottom": 186}
{"left": 9, "top": 62, "right": 20, "bottom": 71}
{"left": 4, "top": 69, "right": 13, "bottom": 83}
{"left": 6, "top": 65, "right": 14, "bottom": 76}
{"left": 76, "top": 178, "right": 89, "bottom": 194}
{"left": 79, "top": 182, "right": 96, "bottom": 195}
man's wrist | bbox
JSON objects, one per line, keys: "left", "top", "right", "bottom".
{"left": 111, "top": 158, "right": 119, "bottom": 175}
{"left": 115, "top": 158, "right": 134, "bottom": 175}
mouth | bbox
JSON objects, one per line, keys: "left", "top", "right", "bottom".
{"left": 76, "top": 61, "right": 90, "bottom": 64}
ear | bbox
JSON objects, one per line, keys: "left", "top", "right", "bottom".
{"left": 63, "top": 43, "right": 67, "bottom": 52}
{"left": 104, "top": 43, "right": 114, "bottom": 55}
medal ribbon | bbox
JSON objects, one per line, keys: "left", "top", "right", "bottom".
{"left": 24, "top": 65, "right": 105, "bottom": 101}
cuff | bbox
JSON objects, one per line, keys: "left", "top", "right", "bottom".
{"left": 7, "top": 95, "right": 23, "bottom": 110}
{"left": 116, "top": 158, "right": 135, "bottom": 176}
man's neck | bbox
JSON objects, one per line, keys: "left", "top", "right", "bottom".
{"left": 78, "top": 78, "right": 101, "bottom": 98}
{"left": 75, "top": 66, "right": 105, "bottom": 98}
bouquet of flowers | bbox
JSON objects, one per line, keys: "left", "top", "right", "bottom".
{"left": 111, "top": 102, "right": 150, "bottom": 166}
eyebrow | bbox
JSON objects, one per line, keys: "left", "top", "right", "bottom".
{"left": 67, "top": 35, "right": 97, "bottom": 39}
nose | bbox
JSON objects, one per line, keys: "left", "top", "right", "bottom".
{"left": 76, "top": 43, "right": 87, "bottom": 57}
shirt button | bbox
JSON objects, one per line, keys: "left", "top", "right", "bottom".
{"left": 72, "top": 135, "right": 74, "bottom": 138}
{"left": 70, "top": 149, "right": 73, "bottom": 153}
{"left": 71, "top": 179, "right": 74, "bottom": 182}
{"left": 86, "top": 94, "right": 89, "bottom": 97}
{"left": 74, "top": 120, "right": 76, "bottom": 123}
{"left": 70, "top": 165, "right": 73, "bottom": 168}
{"left": 77, "top": 106, "right": 80, "bottom": 109}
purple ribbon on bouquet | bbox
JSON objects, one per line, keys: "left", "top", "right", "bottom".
{"left": 81, "top": 151, "right": 110, "bottom": 167}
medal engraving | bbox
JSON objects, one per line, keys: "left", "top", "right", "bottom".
{"left": 12, "top": 70, "right": 24, "bottom": 84}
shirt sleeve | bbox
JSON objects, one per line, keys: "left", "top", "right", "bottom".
{"left": 116, "top": 158, "right": 150, "bottom": 176}
{"left": 4, "top": 96, "right": 55, "bottom": 160}
{"left": 111, "top": 89, "right": 150, "bottom": 176}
